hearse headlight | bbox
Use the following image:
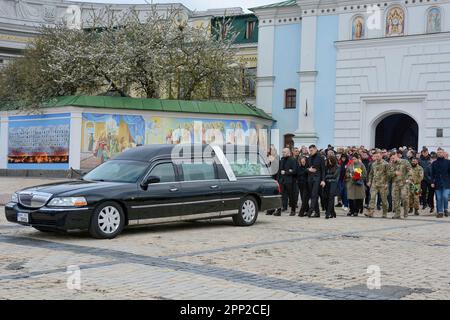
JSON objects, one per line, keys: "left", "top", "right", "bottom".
{"left": 48, "top": 197, "right": 87, "bottom": 207}
{"left": 11, "top": 192, "right": 18, "bottom": 203}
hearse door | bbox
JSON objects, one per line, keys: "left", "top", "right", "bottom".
{"left": 176, "top": 160, "right": 224, "bottom": 216}
{"left": 132, "top": 162, "right": 182, "bottom": 220}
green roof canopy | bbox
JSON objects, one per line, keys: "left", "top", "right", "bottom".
{"left": 250, "top": 0, "right": 298, "bottom": 11}
{"left": 40, "top": 96, "right": 274, "bottom": 121}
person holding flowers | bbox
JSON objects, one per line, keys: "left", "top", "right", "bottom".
{"left": 345, "top": 153, "right": 367, "bottom": 216}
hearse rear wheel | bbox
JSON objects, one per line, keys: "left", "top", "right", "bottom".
{"left": 233, "top": 196, "right": 258, "bottom": 226}
{"left": 89, "top": 201, "right": 125, "bottom": 239}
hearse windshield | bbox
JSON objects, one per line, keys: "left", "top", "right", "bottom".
{"left": 83, "top": 160, "right": 149, "bottom": 183}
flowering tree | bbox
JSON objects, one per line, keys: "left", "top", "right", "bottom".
{"left": 0, "top": 6, "right": 245, "bottom": 110}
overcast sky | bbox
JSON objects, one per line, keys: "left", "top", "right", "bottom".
{"left": 73, "top": 0, "right": 278, "bottom": 12}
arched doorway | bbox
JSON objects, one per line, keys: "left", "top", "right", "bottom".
{"left": 284, "top": 134, "right": 295, "bottom": 150}
{"left": 375, "top": 113, "right": 419, "bottom": 150}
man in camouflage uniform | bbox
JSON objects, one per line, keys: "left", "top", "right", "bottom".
{"left": 389, "top": 151, "right": 413, "bottom": 219}
{"left": 409, "top": 157, "right": 424, "bottom": 215}
{"left": 366, "top": 150, "right": 390, "bottom": 218}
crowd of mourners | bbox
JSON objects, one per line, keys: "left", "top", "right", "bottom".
{"left": 266, "top": 144, "right": 450, "bottom": 220}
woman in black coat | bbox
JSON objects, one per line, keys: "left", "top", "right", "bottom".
{"left": 297, "top": 156, "right": 310, "bottom": 217}
{"left": 323, "top": 155, "right": 340, "bottom": 219}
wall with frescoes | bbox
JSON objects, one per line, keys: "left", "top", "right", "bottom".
{"left": 80, "top": 113, "right": 146, "bottom": 169}
{"left": 80, "top": 113, "right": 269, "bottom": 170}
{"left": 0, "top": 108, "right": 271, "bottom": 172}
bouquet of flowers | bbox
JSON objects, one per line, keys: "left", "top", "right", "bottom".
{"left": 410, "top": 183, "right": 421, "bottom": 196}
{"left": 352, "top": 167, "right": 364, "bottom": 186}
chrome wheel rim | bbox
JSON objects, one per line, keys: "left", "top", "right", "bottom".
{"left": 242, "top": 200, "right": 256, "bottom": 223}
{"left": 98, "top": 206, "right": 121, "bottom": 234}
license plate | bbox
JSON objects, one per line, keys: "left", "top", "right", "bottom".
{"left": 17, "top": 212, "right": 29, "bottom": 224}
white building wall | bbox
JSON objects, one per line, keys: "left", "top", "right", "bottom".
{"left": 334, "top": 33, "right": 450, "bottom": 149}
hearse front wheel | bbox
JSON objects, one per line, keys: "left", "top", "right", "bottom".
{"left": 89, "top": 201, "right": 125, "bottom": 239}
{"left": 233, "top": 196, "right": 258, "bottom": 226}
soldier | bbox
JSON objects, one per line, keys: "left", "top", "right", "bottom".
{"left": 409, "top": 157, "right": 424, "bottom": 216}
{"left": 389, "top": 151, "right": 413, "bottom": 219}
{"left": 366, "top": 151, "right": 389, "bottom": 218}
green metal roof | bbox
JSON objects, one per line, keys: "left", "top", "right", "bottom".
{"left": 41, "top": 95, "right": 274, "bottom": 121}
{"left": 250, "top": 0, "right": 298, "bottom": 11}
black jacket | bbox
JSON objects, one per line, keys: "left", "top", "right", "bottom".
{"left": 296, "top": 164, "right": 308, "bottom": 185}
{"left": 325, "top": 166, "right": 340, "bottom": 183}
{"left": 278, "top": 156, "right": 297, "bottom": 184}
{"left": 431, "top": 158, "right": 450, "bottom": 189}
{"left": 307, "top": 153, "right": 326, "bottom": 181}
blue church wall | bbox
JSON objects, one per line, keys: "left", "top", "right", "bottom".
{"left": 271, "top": 23, "right": 301, "bottom": 149}
{"left": 314, "top": 15, "right": 339, "bottom": 148}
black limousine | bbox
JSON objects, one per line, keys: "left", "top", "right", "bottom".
{"left": 5, "top": 144, "right": 281, "bottom": 239}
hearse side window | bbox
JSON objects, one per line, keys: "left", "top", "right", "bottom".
{"left": 149, "top": 163, "right": 176, "bottom": 183}
{"left": 181, "top": 162, "right": 216, "bottom": 181}
{"left": 228, "top": 153, "right": 271, "bottom": 177}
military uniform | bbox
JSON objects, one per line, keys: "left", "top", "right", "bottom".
{"left": 367, "top": 159, "right": 390, "bottom": 217}
{"left": 390, "top": 159, "right": 412, "bottom": 218}
{"left": 409, "top": 165, "right": 424, "bottom": 213}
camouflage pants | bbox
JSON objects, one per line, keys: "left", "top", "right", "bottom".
{"left": 369, "top": 185, "right": 388, "bottom": 216}
{"left": 409, "top": 187, "right": 421, "bottom": 210}
{"left": 392, "top": 182, "right": 409, "bottom": 218}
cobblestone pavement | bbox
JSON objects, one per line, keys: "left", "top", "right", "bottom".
{"left": 1, "top": 203, "right": 450, "bottom": 300}
{"left": 1, "top": 177, "right": 449, "bottom": 300}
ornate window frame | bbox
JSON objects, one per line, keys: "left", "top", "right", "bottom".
{"left": 350, "top": 14, "right": 366, "bottom": 40}
{"left": 425, "top": 6, "right": 443, "bottom": 34}
{"left": 384, "top": 4, "right": 407, "bottom": 37}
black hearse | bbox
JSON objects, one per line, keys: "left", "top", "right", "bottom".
{"left": 5, "top": 144, "right": 281, "bottom": 239}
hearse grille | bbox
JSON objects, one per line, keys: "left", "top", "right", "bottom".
{"left": 18, "top": 192, "right": 52, "bottom": 209}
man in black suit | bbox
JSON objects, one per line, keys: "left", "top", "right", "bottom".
{"left": 306, "top": 145, "right": 326, "bottom": 218}
{"left": 275, "top": 148, "right": 297, "bottom": 216}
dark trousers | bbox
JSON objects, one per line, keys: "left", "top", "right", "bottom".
{"left": 349, "top": 199, "right": 363, "bottom": 214}
{"left": 324, "top": 182, "right": 338, "bottom": 216}
{"left": 298, "top": 182, "right": 309, "bottom": 214}
{"left": 307, "top": 178, "right": 321, "bottom": 214}
{"left": 281, "top": 182, "right": 296, "bottom": 210}
{"left": 365, "top": 184, "right": 371, "bottom": 207}
{"left": 421, "top": 180, "right": 435, "bottom": 209}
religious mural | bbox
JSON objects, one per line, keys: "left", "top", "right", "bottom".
{"left": 386, "top": 7, "right": 405, "bottom": 36}
{"left": 81, "top": 113, "right": 269, "bottom": 169}
{"left": 81, "top": 113, "right": 146, "bottom": 169}
{"left": 352, "top": 16, "right": 365, "bottom": 40}
{"left": 427, "top": 7, "right": 441, "bottom": 33}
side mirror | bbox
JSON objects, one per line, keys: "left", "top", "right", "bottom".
{"left": 141, "top": 175, "right": 160, "bottom": 188}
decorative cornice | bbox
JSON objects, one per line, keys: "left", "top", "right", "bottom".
{"left": 297, "top": 71, "right": 318, "bottom": 82}
{"left": 335, "top": 31, "right": 450, "bottom": 49}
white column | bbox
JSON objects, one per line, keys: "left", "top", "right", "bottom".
{"left": 69, "top": 111, "right": 82, "bottom": 170}
{"left": 256, "top": 22, "right": 276, "bottom": 115}
{"left": 294, "top": 14, "right": 319, "bottom": 146}
{"left": 0, "top": 112, "right": 8, "bottom": 169}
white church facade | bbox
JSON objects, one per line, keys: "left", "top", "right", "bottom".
{"left": 252, "top": 0, "right": 450, "bottom": 151}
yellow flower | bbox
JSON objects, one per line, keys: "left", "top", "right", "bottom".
{"left": 355, "top": 168, "right": 363, "bottom": 174}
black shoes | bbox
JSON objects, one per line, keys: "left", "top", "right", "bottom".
{"left": 266, "top": 210, "right": 274, "bottom": 216}
{"left": 445, "top": 210, "right": 449, "bottom": 217}
{"left": 289, "top": 210, "right": 296, "bottom": 216}
{"left": 414, "top": 209, "right": 420, "bottom": 216}
{"left": 408, "top": 208, "right": 413, "bottom": 214}
{"left": 273, "top": 208, "right": 282, "bottom": 216}
{"left": 335, "top": 203, "right": 343, "bottom": 208}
